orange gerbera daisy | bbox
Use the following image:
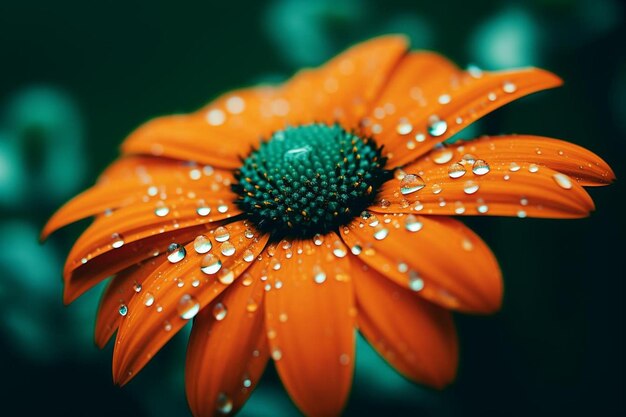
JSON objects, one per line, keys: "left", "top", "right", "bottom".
{"left": 43, "top": 36, "right": 614, "bottom": 417}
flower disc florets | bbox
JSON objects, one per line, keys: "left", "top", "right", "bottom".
{"left": 233, "top": 123, "right": 390, "bottom": 238}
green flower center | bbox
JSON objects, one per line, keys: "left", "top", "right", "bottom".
{"left": 233, "top": 123, "right": 390, "bottom": 239}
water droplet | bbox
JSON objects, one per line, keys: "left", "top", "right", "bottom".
{"left": 517, "top": 210, "right": 527, "bottom": 218}
{"left": 502, "top": 81, "right": 517, "bottom": 93}
{"left": 246, "top": 298, "right": 258, "bottom": 312}
{"left": 189, "top": 169, "right": 202, "bottom": 180}
{"left": 201, "top": 254, "right": 222, "bottom": 275}
{"left": 111, "top": 233, "right": 125, "bottom": 249}
{"left": 242, "top": 376, "right": 252, "bottom": 388}
{"left": 454, "top": 201, "right": 466, "bottom": 214}
{"left": 178, "top": 294, "right": 200, "bottom": 320}
{"left": 332, "top": 240, "right": 347, "bottom": 258}
{"left": 163, "top": 321, "right": 172, "bottom": 331}
{"left": 244, "top": 229, "right": 255, "bottom": 239}
{"left": 218, "top": 268, "right": 235, "bottom": 285}
{"left": 351, "top": 245, "right": 362, "bottom": 255}
{"left": 271, "top": 348, "right": 283, "bottom": 361}
{"left": 313, "top": 234, "right": 324, "bottom": 246}
{"left": 167, "top": 243, "right": 186, "bottom": 263}
{"left": 373, "top": 225, "right": 389, "bottom": 240}
{"left": 147, "top": 186, "right": 158, "bottom": 197}
{"left": 379, "top": 199, "right": 390, "bottom": 209}
{"left": 212, "top": 302, "right": 227, "bottom": 321}
{"left": 415, "top": 133, "right": 426, "bottom": 142}
{"left": 217, "top": 203, "right": 228, "bottom": 213}
{"left": 427, "top": 119, "right": 448, "bottom": 137}
{"left": 432, "top": 147, "right": 454, "bottom": 164}
{"left": 133, "top": 283, "right": 142, "bottom": 293}
{"left": 463, "top": 180, "right": 479, "bottom": 194}
{"left": 196, "top": 202, "right": 211, "bottom": 216}
{"left": 154, "top": 201, "right": 170, "bottom": 217}
{"left": 193, "top": 235, "right": 212, "bottom": 254}
{"left": 472, "top": 160, "right": 490, "bottom": 176}
{"left": 448, "top": 162, "right": 466, "bottom": 179}
{"left": 397, "top": 262, "right": 408, "bottom": 273}
{"left": 408, "top": 271, "right": 424, "bottom": 291}
{"left": 404, "top": 214, "right": 423, "bottom": 232}
{"left": 313, "top": 267, "right": 327, "bottom": 284}
{"left": 467, "top": 64, "right": 483, "bottom": 78}
{"left": 220, "top": 242, "right": 236, "bottom": 256}
{"left": 477, "top": 202, "right": 489, "bottom": 214}
{"left": 552, "top": 173, "right": 573, "bottom": 189}
{"left": 270, "top": 259, "right": 281, "bottom": 271}
{"left": 431, "top": 183, "right": 442, "bottom": 194}
{"left": 226, "top": 95, "right": 245, "bottom": 114}
{"left": 216, "top": 392, "right": 233, "bottom": 414}
{"left": 144, "top": 292, "right": 155, "bottom": 307}
{"left": 528, "top": 164, "right": 539, "bottom": 173}
{"left": 243, "top": 249, "right": 255, "bottom": 262}
{"left": 438, "top": 94, "right": 451, "bottom": 104}
{"left": 118, "top": 304, "right": 128, "bottom": 316}
{"left": 214, "top": 227, "right": 230, "bottom": 242}
{"left": 400, "top": 174, "right": 426, "bottom": 195}
{"left": 206, "top": 109, "right": 226, "bottom": 126}
{"left": 396, "top": 121, "right": 413, "bottom": 135}
{"left": 509, "top": 162, "right": 521, "bottom": 172}
{"left": 461, "top": 154, "right": 477, "bottom": 165}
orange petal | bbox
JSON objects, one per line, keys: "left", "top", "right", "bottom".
{"left": 42, "top": 157, "right": 235, "bottom": 239}
{"left": 112, "top": 221, "right": 268, "bottom": 385}
{"left": 122, "top": 37, "right": 408, "bottom": 166}
{"left": 353, "top": 257, "right": 458, "bottom": 388}
{"left": 340, "top": 214, "right": 502, "bottom": 313}
{"left": 185, "top": 263, "right": 268, "bottom": 417}
{"left": 361, "top": 53, "right": 562, "bottom": 166}
{"left": 374, "top": 159, "right": 595, "bottom": 219}
{"left": 64, "top": 225, "right": 208, "bottom": 304}
{"left": 264, "top": 236, "right": 355, "bottom": 417}
{"left": 94, "top": 255, "right": 166, "bottom": 349}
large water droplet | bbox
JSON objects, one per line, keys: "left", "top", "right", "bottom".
{"left": 118, "top": 304, "right": 128, "bottom": 316}
{"left": 167, "top": 243, "right": 186, "bottom": 263}
{"left": 154, "top": 201, "right": 170, "bottom": 217}
{"left": 313, "top": 266, "right": 327, "bottom": 284}
{"left": 243, "top": 249, "right": 255, "bottom": 262}
{"left": 178, "top": 294, "right": 200, "bottom": 320}
{"left": 404, "top": 214, "right": 423, "bottom": 232}
{"left": 201, "top": 254, "right": 222, "bottom": 275}
{"left": 373, "top": 225, "right": 389, "bottom": 240}
{"left": 212, "top": 302, "right": 227, "bottom": 321}
{"left": 143, "top": 292, "right": 155, "bottom": 307}
{"left": 218, "top": 268, "right": 235, "bottom": 285}
{"left": 216, "top": 392, "right": 233, "bottom": 414}
{"left": 428, "top": 119, "right": 448, "bottom": 137}
{"left": 463, "top": 180, "right": 479, "bottom": 194}
{"left": 196, "top": 202, "right": 211, "bottom": 216}
{"left": 400, "top": 174, "right": 426, "bottom": 195}
{"left": 111, "top": 233, "right": 125, "bottom": 249}
{"left": 509, "top": 162, "right": 521, "bottom": 172}
{"left": 214, "top": 226, "right": 230, "bottom": 242}
{"left": 552, "top": 173, "right": 573, "bottom": 189}
{"left": 432, "top": 146, "right": 454, "bottom": 164}
{"left": 396, "top": 121, "right": 413, "bottom": 135}
{"left": 193, "top": 235, "right": 212, "bottom": 254}
{"left": 408, "top": 270, "right": 424, "bottom": 291}
{"left": 448, "top": 162, "right": 466, "bottom": 179}
{"left": 220, "top": 242, "right": 236, "bottom": 257}
{"left": 472, "top": 160, "right": 490, "bottom": 176}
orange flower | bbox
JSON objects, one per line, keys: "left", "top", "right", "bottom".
{"left": 43, "top": 36, "right": 613, "bottom": 417}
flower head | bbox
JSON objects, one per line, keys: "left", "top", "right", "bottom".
{"left": 43, "top": 36, "right": 614, "bottom": 417}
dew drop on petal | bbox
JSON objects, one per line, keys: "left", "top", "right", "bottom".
{"left": 196, "top": 202, "right": 211, "bottom": 216}
{"left": 313, "top": 233, "right": 324, "bottom": 246}
{"left": 373, "top": 225, "right": 389, "bottom": 240}
{"left": 552, "top": 173, "right": 573, "bottom": 189}
{"left": 167, "top": 243, "right": 186, "bottom": 263}
{"left": 216, "top": 392, "right": 233, "bottom": 414}
{"left": 220, "top": 242, "right": 236, "bottom": 257}
{"left": 517, "top": 210, "right": 527, "bottom": 218}
{"left": 154, "top": 201, "right": 170, "bottom": 217}
{"left": 332, "top": 240, "right": 348, "bottom": 258}
{"left": 408, "top": 270, "right": 424, "bottom": 291}
{"left": 404, "top": 214, "right": 423, "bottom": 232}
{"left": 143, "top": 292, "right": 155, "bottom": 307}
{"left": 214, "top": 226, "right": 230, "bottom": 242}
{"left": 448, "top": 162, "right": 466, "bottom": 179}
{"left": 432, "top": 146, "right": 454, "bottom": 164}
{"left": 313, "top": 267, "right": 327, "bottom": 284}
{"left": 193, "top": 235, "right": 212, "bottom": 254}
{"left": 243, "top": 249, "right": 255, "bottom": 262}
{"left": 212, "top": 302, "right": 227, "bottom": 321}
{"left": 400, "top": 174, "right": 426, "bottom": 195}
{"left": 396, "top": 121, "right": 413, "bottom": 135}
{"left": 502, "top": 81, "right": 517, "bottom": 93}
{"left": 528, "top": 164, "right": 539, "bottom": 173}
{"left": 472, "top": 159, "right": 490, "bottom": 176}
{"left": 509, "top": 162, "right": 521, "bottom": 172}
{"left": 118, "top": 304, "right": 128, "bottom": 316}
{"left": 200, "top": 254, "right": 222, "bottom": 275}
{"left": 111, "top": 233, "right": 125, "bottom": 249}
{"left": 350, "top": 245, "right": 362, "bottom": 255}
{"left": 463, "top": 180, "right": 479, "bottom": 194}
{"left": 177, "top": 294, "right": 200, "bottom": 320}
{"left": 218, "top": 268, "right": 235, "bottom": 285}
{"left": 206, "top": 109, "right": 226, "bottom": 126}
{"left": 428, "top": 119, "right": 448, "bottom": 137}
{"left": 438, "top": 94, "right": 451, "bottom": 104}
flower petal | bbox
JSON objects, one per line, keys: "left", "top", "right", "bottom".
{"left": 264, "top": 236, "right": 355, "bottom": 417}
{"left": 94, "top": 255, "right": 166, "bottom": 348}
{"left": 112, "top": 221, "right": 268, "bottom": 385}
{"left": 64, "top": 225, "right": 207, "bottom": 305}
{"left": 121, "top": 36, "right": 408, "bottom": 167}
{"left": 362, "top": 53, "right": 562, "bottom": 166}
{"left": 375, "top": 159, "right": 595, "bottom": 218}
{"left": 340, "top": 214, "right": 502, "bottom": 313}
{"left": 42, "top": 156, "right": 235, "bottom": 239}
{"left": 353, "top": 257, "right": 458, "bottom": 388}
{"left": 185, "top": 264, "right": 268, "bottom": 417}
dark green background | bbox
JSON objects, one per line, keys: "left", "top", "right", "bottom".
{"left": 1, "top": 0, "right": 623, "bottom": 416}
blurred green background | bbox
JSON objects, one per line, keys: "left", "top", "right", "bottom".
{"left": 0, "top": 0, "right": 624, "bottom": 415}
